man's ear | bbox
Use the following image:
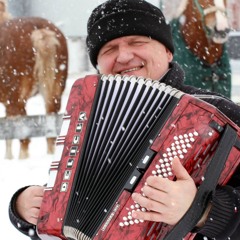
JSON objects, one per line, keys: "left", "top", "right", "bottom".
{"left": 96, "top": 65, "right": 100, "bottom": 74}
{"left": 166, "top": 47, "right": 173, "bottom": 62}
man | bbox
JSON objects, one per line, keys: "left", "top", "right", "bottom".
{"left": 9, "top": 0, "right": 240, "bottom": 239}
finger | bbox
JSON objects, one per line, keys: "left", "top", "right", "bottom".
{"left": 32, "top": 196, "right": 43, "bottom": 208}
{"left": 141, "top": 185, "right": 167, "bottom": 203}
{"left": 132, "top": 209, "right": 163, "bottom": 222}
{"left": 30, "top": 207, "right": 41, "bottom": 219}
{"left": 132, "top": 192, "right": 166, "bottom": 213}
{"left": 172, "top": 157, "right": 191, "bottom": 180}
{"left": 22, "top": 207, "right": 40, "bottom": 225}
{"left": 32, "top": 186, "right": 45, "bottom": 197}
{"left": 28, "top": 215, "right": 39, "bottom": 225}
{"left": 146, "top": 176, "right": 171, "bottom": 193}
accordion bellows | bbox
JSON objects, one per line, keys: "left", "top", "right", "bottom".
{"left": 37, "top": 74, "right": 240, "bottom": 240}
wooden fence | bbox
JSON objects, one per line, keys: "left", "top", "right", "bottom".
{"left": 0, "top": 114, "right": 63, "bottom": 140}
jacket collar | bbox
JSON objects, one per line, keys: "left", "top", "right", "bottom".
{"left": 160, "top": 62, "right": 185, "bottom": 89}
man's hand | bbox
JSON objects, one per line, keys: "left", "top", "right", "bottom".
{"left": 16, "top": 186, "right": 44, "bottom": 225}
{"left": 132, "top": 157, "right": 197, "bottom": 225}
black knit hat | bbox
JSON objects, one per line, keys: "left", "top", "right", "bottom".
{"left": 86, "top": 0, "right": 174, "bottom": 68}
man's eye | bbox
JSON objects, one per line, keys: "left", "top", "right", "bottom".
{"left": 131, "top": 41, "right": 147, "bottom": 46}
{"left": 102, "top": 48, "right": 114, "bottom": 55}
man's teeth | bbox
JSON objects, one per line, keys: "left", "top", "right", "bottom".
{"left": 121, "top": 67, "right": 140, "bottom": 74}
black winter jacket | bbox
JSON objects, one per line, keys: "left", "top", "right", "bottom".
{"left": 9, "top": 62, "right": 240, "bottom": 240}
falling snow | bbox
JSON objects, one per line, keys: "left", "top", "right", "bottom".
{"left": 0, "top": 48, "right": 239, "bottom": 240}
{"left": 0, "top": 72, "right": 87, "bottom": 240}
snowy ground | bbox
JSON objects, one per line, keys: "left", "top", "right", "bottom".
{"left": 0, "top": 72, "right": 87, "bottom": 240}
{"left": 0, "top": 61, "right": 239, "bottom": 240}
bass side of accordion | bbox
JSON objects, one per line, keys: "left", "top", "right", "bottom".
{"left": 36, "top": 74, "right": 240, "bottom": 240}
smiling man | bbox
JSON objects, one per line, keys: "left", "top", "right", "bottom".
{"left": 97, "top": 35, "right": 173, "bottom": 79}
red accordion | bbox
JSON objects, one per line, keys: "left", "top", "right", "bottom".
{"left": 37, "top": 74, "right": 240, "bottom": 240}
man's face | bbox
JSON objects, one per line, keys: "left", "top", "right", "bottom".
{"left": 97, "top": 35, "right": 173, "bottom": 80}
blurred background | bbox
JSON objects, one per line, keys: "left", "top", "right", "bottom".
{"left": 5, "top": 0, "right": 240, "bottom": 78}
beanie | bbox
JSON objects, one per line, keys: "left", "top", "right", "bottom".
{"left": 86, "top": 0, "right": 174, "bottom": 68}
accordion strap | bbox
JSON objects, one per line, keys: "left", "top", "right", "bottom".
{"left": 164, "top": 124, "right": 238, "bottom": 240}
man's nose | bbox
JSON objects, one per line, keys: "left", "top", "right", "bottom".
{"left": 116, "top": 45, "right": 134, "bottom": 63}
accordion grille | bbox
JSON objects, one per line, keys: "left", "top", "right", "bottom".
{"left": 63, "top": 75, "right": 181, "bottom": 239}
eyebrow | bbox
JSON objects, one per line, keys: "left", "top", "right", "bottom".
{"left": 100, "top": 36, "right": 151, "bottom": 53}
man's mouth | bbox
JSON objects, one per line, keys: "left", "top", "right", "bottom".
{"left": 120, "top": 67, "right": 141, "bottom": 74}
{"left": 119, "top": 62, "right": 145, "bottom": 75}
